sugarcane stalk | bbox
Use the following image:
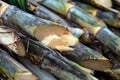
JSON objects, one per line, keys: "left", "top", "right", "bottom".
{"left": 41, "top": 59, "right": 81, "bottom": 80}
{"left": 0, "top": 1, "right": 79, "bottom": 51}
{"left": 76, "top": 2, "right": 120, "bottom": 28}
{"left": 72, "top": 0, "right": 112, "bottom": 11}
{"left": 0, "top": 49, "right": 37, "bottom": 80}
{"left": 0, "top": 26, "right": 25, "bottom": 56}
{"left": 40, "top": 0, "right": 106, "bottom": 35}
{"left": 19, "top": 34, "right": 98, "bottom": 80}
{"left": 40, "top": 0, "right": 120, "bottom": 57}
{"left": 20, "top": 33, "right": 113, "bottom": 72}
{"left": 42, "top": 59, "right": 99, "bottom": 80}
{"left": 15, "top": 56, "right": 57, "bottom": 80}
{"left": 27, "top": 0, "right": 84, "bottom": 38}
{"left": 62, "top": 43, "right": 113, "bottom": 71}
{"left": 27, "top": 0, "right": 69, "bottom": 26}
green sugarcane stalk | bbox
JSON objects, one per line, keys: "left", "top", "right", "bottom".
{"left": 0, "top": 26, "right": 25, "bottom": 56}
{"left": 28, "top": 0, "right": 92, "bottom": 43}
{"left": 15, "top": 56, "right": 57, "bottom": 80}
{"left": 0, "top": 49, "right": 37, "bottom": 80}
{"left": 75, "top": 1, "right": 120, "bottom": 28}
{"left": 28, "top": 0, "right": 69, "bottom": 26}
{"left": 0, "top": 1, "right": 79, "bottom": 51}
{"left": 40, "top": 0, "right": 120, "bottom": 57}
{"left": 27, "top": 0, "right": 84, "bottom": 38}
{"left": 40, "top": 0, "right": 106, "bottom": 35}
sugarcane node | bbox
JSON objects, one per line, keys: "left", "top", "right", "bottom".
{"left": 79, "top": 28, "right": 94, "bottom": 44}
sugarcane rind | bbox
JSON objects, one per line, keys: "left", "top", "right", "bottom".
{"left": 76, "top": 2, "right": 98, "bottom": 17}
{"left": 67, "top": 6, "right": 105, "bottom": 35}
{"left": 44, "top": 63, "right": 81, "bottom": 80}
{"left": 0, "top": 66, "right": 13, "bottom": 80}
{"left": 68, "top": 60, "right": 92, "bottom": 78}
{"left": 43, "top": 0, "right": 74, "bottom": 16}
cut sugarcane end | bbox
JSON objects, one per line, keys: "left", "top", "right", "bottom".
{"left": 0, "top": 1, "right": 9, "bottom": 16}
{"left": 34, "top": 24, "right": 78, "bottom": 51}
{"left": 60, "top": 32, "right": 79, "bottom": 46}
{"left": 15, "top": 71, "right": 37, "bottom": 80}
{"left": 8, "top": 39, "right": 25, "bottom": 56}
{"left": 93, "top": 0, "right": 112, "bottom": 8}
{"left": 16, "top": 39, "right": 26, "bottom": 56}
{"left": 79, "top": 59, "right": 113, "bottom": 71}
{"left": 34, "top": 24, "right": 69, "bottom": 40}
{"left": 41, "top": 34, "right": 74, "bottom": 51}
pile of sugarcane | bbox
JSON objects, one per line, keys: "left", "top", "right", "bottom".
{"left": 0, "top": 0, "right": 120, "bottom": 80}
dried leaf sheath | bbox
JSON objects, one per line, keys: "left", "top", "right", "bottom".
{"left": 0, "top": 1, "right": 78, "bottom": 51}
{"left": 0, "top": 26, "right": 25, "bottom": 56}
{"left": 0, "top": 49, "right": 37, "bottom": 80}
